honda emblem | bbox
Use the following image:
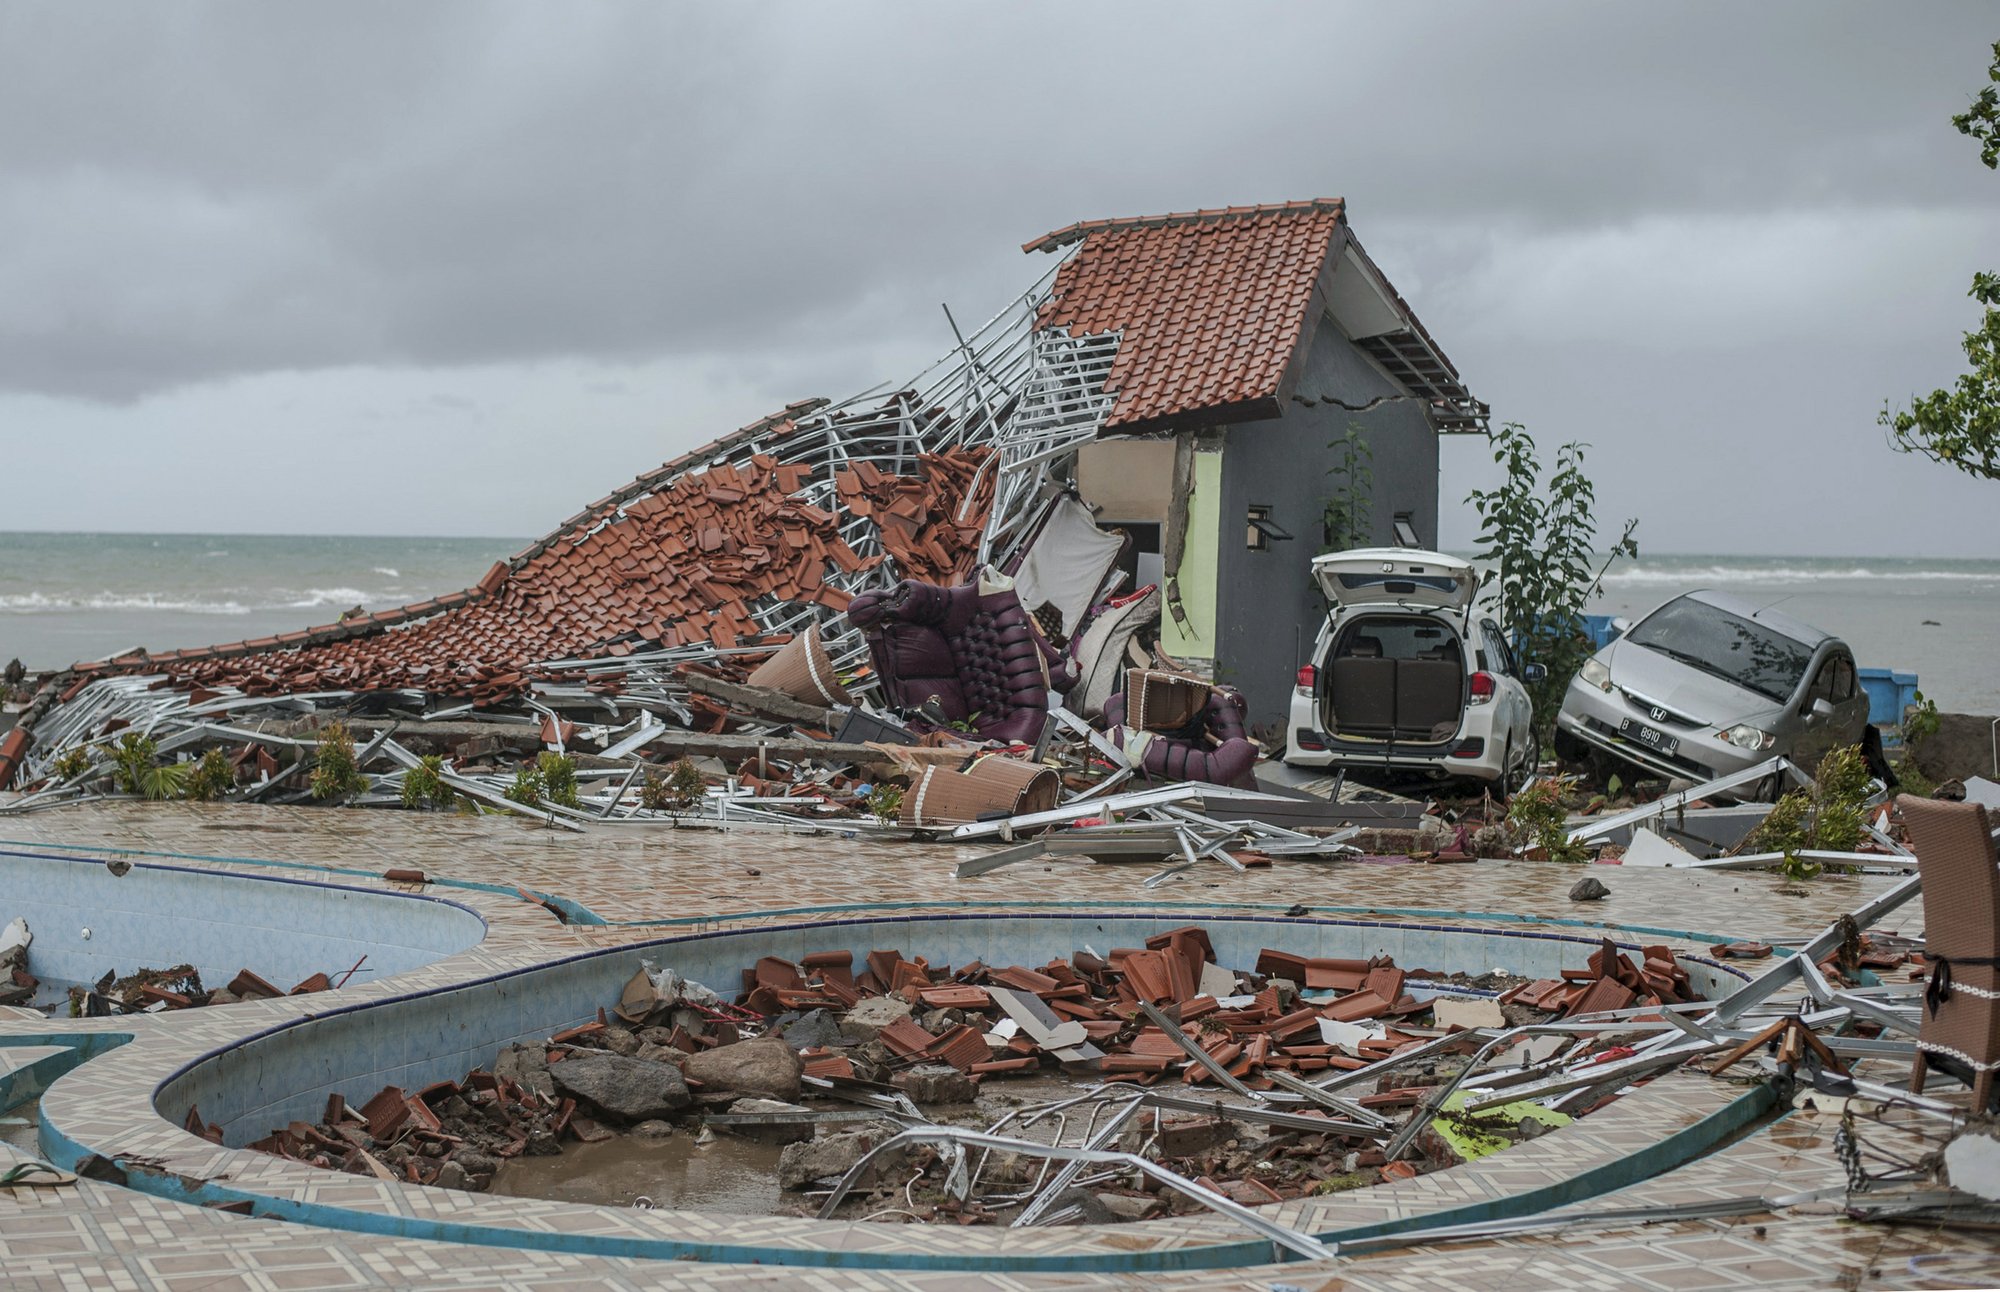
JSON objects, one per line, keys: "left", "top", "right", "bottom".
{"left": 1648, "top": 706, "right": 1667, "bottom": 723}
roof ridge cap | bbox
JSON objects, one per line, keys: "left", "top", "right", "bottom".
{"left": 1023, "top": 198, "right": 1345, "bottom": 254}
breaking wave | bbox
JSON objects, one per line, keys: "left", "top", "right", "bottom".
{"left": 0, "top": 586, "right": 388, "bottom": 615}
{"left": 283, "top": 587, "right": 374, "bottom": 608}
{"left": 1601, "top": 563, "right": 2000, "bottom": 587}
{"left": 0, "top": 591, "right": 254, "bottom": 615}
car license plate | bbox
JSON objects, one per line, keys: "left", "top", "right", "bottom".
{"left": 1618, "top": 718, "right": 1678, "bottom": 758}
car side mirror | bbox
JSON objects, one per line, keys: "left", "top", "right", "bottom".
{"left": 1805, "top": 697, "right": 1834, "bottom": 724}
{"left": 1523, "top": 664, "right": 1547, "bottom": 683}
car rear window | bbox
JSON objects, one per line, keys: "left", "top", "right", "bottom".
{"left": 1625, "top": 597, "right": 1814, "bottom": 703}
{"left": 1336, "top": 618, "right": 1461, "bottom": 663}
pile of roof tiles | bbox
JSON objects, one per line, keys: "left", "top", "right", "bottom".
{"left": 1500, "top": 938, "right": 1706, "bottom": 1017}
{"left": 143, "top": 448, "right": 996, "bottom": 703}
{"left": 228, "top": 1064, "right": 565, "bottom": 1191}
{"left": 739, "top": 929, "right": 1464, "bottom": 1087}
{"left": 835, "top": 448, "right": 996, "bottom": 586}
{"left": 72, "top": 965, "right": 335, "bottom": 1015}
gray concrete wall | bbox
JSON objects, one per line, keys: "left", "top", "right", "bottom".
{"left": 1213, "top": 318, "right": 1441, "bottom": 732}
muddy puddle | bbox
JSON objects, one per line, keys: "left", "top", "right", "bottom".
{"left": 490, "top": 1129, "right": 788, "bottom": 1212}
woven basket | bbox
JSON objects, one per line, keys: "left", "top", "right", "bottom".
{"left": 1125, "top": 668, "right": 1211, "bottom": 733}
{"left": 747, "top": 623, "right": 852, "bottom": 706}
{"left": 899, "top": 754, "right": 1060, "bottom": 827}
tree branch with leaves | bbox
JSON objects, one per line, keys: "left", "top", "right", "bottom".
{"left": 1881, "top": 41, "right": 2000, "bottom": 480}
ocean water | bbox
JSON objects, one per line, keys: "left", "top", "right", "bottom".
{"left": 1586, "top": 554, "right": 2000, "bottom": 717}
{"left": 1, "top": 536, "right": 1995, "bottom": 716}
{"left": 0, "top": 533, "right": 522, "bottom": 671}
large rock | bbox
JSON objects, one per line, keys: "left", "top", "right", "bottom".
{"left": 782, "top": 1008, "right": 845, "bottom": 1051}
{"left": 548, "top": 1053, "right": 690, "bottom": 1121}
{"left": 680, "top": 1036, "right": 803, "bottom": 1102}
{"left": 840, "top": 996, "right": 913, "bottom": 1042}
{"left": 493, "top": 1043, "right": 556, "bottom": 1101}
{"left": 1569, "top": 876, "right": 1609, "bottom": 902}
{"left": 778, "top": 1125, "right": 901, "bottom": 1190}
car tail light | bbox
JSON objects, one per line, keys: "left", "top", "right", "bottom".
{"left": 1295, "top": 664, "right": 1316, "bottom": 693}
{"left": 1469, "top": 671, "right": 1496, "bottom": 704}
{"left": 1449, "top": 738, "right": 1485, "bottom": 759}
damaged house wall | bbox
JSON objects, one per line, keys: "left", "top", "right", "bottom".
{"left": 1214, "top": 320, "right": 1441, "bottom": 730}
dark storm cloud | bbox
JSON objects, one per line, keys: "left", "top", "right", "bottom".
{"left": 1, "top": 1, "right": 1990, "bottom": 403}
{"left": 1, "top": 1, "right": 1995, "bottom": 557}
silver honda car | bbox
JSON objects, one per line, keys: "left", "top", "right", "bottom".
{"left": 1554, "top": 589, "right": 1869, "bottom": 783}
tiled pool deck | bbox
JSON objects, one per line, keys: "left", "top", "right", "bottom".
{"left": 0, "top": 801, "right": 1983, "bottom": 1291}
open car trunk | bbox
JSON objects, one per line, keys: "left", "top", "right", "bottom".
{"left": 1320, "top": 613, "right": 1467, "bottom": 745}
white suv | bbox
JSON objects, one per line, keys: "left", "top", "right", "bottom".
{"left": 1283, "top": 549, "right": 1539, "bottom": 787}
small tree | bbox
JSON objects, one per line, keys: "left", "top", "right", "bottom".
{"left": 1745, "top": 743, "right": 1874, "bottom": 884}
{"left": 1320, "top": 424, "right": 1375, "bottom": 553}
{"left": 642, "top": 757, "right": 707, "bottom": 818}
{"left": 1881, "top": 42, "right": 2000, "bottom": 480}
{"left": 109, "top": 732, "right": 190, "bottom": 800}
{"left": 503, "top": 763, "right": 544, "bottom": 808}
{"left": 309, "top": 722, "right": 368, "bottom": 802}
{"left": 1467, "top": 424, "right": 1638, "bottom": 747}
{"left": 400, "top": 755, "right": 455, "bottom": 810}
{"left": 185, "top": 748, "right": 234, "bottom": 802}
{"left": 537, "top": 751, "right": 582, "bottom": 810}
{"left": 1505, "top": 774, "right": 1589, "bottom": 863}
{"left": 864, "top": 782, "right": 905, "bottom": 824}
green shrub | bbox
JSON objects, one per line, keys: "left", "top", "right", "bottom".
{"left": 51, "top": 745, "right": 95, "bottom": 783}
{"left": 666, "top": 758, "right": 707, "bottom": 814}
{"left": 400, "top": 755, "right": 455, "bottom": 810}
{"left": 1506, "top": 775, "right": 1588, "bottom": 863}
{"left": 537, "top": 751, "right": 581, "bottom": 809}
{"left": 864, "top": 783, "right": 904, "bottom": 824}
{"left": 504, "top": 763, "right": 544, "bottom": 808}
{"left": 309, "top": 722, "right": 368, "bottom": 802}
{"left": 109, "top": 732, "right": 190, "bottom": 800}
{"left": 1746, "top": 743, "right": 1873, "bottom": 882}
{"left": 185, "top": 748, "right": 234, "bottom": 802}
{"left": 1902, "top": 689, "right": 1941, "bottom": 748}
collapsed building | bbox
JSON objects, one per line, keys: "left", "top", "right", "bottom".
{"left": 0, "top": 198, "right": 1485, "bottom": 794}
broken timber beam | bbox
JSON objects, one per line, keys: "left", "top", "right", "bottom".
{"left": 677, "top": 673, "right": 834, "bottom": 729}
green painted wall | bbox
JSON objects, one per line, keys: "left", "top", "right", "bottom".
{"left": 1162, "top": 448, "right": 1223, "bottom": 659}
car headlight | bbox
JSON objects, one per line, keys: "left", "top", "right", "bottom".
{"left": 1578, "top": 658, "right": 1612, "bottom": 692}
{"left": 1721, "top": 724, "right": 1774, "bottom": 751}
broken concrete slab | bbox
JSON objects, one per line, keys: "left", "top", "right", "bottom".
{"left": 547, "top": 1053, "right": 691, "bottom": 1121}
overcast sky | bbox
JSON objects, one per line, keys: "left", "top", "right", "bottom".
{"left": 2, "top": 2, "right": 1994, "bottom": 557}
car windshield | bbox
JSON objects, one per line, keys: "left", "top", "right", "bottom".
{"left": 1625, "top": 597, "right": 1814, "bottom": 703}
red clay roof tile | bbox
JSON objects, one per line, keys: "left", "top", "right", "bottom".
{"left": 1028, "top": 200, "right": 1345, "bottom": 432}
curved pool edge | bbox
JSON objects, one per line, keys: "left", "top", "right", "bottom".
{"left": 19, "top": 906, "right": 1770, "bottom": 1275}
{"left": 30, "top": 1070, "right": 1779, "bottom": 1273}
